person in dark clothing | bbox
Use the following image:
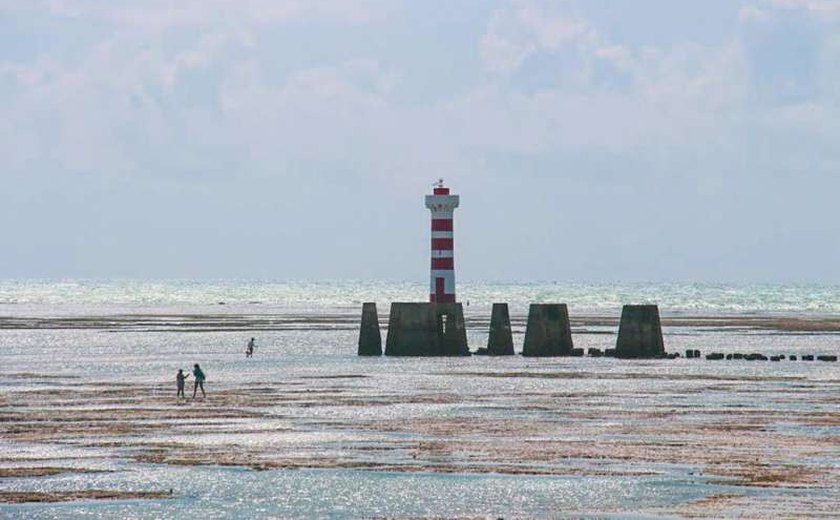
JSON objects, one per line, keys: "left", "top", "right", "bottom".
{"left": 192, "top": 363, "right": 206, "bottom": 398}
{"left": 176, "top": 368, "right": 189, "bottom": 398}
{"left": 246, "top": 337, "right": 256, "bottom": 358}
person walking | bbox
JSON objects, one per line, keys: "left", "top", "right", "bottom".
{"left": 176, "top": 368, "right": 189, "bottom": 399}
{"left": 246, "top": 337, "right": 256, "bottom": 358}
{"left": 192, "top": 363, "right": 206, "bottom": 398}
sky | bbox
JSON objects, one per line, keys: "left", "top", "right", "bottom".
{"left": 1, "top": 0, "right": 839, "bottom": 282}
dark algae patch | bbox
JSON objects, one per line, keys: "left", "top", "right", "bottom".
{"left": 0, "top": 489, "right": 174, "bottom": 503}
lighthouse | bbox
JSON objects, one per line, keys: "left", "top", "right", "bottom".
{"left": 425, "top": 179, "right": 460, "bottom": 303}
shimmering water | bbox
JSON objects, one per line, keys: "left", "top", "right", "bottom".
{"left": 3, "top": 279, "right": 840, "bottom": 315}
{"left": 0, "top": 464, "right": 748, "bottom": 520}
{"left": 1, "top": 280, "right": 838, "bottom": 518}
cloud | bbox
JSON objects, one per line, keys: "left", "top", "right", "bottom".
{"left": 442, "top": 41, "right": 750, "bottom": 156}
{"left": 6, "top": 0, "right": 385, "bottom": 31}
{"left": 739, "top": 5, "right": 773, "bottom": 23}
{"left": 772, "top": 0, "right": 840, "bottom": 17}
{"left": 217, "top": 58, "right": 400, "bottom": 164}
{"left": 742, "top": 0, "right": 840, "bottom": 21}
{"left": 480, "top": 2, "right": 596, "bottom": 73}
{"left": 594, "top": 45, "right": 634, "bottom": 70}
{"left": 473, "top": 1, "right": 753, "bottom": 152}
{"left": 3, "top": 0, "right": 833, "bottom": 182}
{"left": 2, "top": 0, "right": 840, "bottom": 279}
{"left": 0, "top": 0, "right": 757, "bottom": 183}
{"left": 0, "top": 1, "right": 395, "bottom": 181}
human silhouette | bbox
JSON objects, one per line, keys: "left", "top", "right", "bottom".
{"left": 246, "top": 337, "right": 256, "bottom": 358}
{"left": 192, "top": 364, "right": 206, "bottom": 398}
{"left": 176, "top": 369, "right": 189, "bottom": 398}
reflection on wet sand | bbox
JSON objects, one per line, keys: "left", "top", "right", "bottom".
{"left": 1, "top": 364, "right": 837, "bottom": 516}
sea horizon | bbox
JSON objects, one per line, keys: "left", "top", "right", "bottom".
{"left": 3, "top": 278, "right": 840, "bottom": 316}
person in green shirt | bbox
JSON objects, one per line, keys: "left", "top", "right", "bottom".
{"left": 192, "top": 363, "right": 206, "bottom": 398}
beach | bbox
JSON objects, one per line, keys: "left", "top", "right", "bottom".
{"left": 1, "top": 281, "right": 838, "bottom": 518}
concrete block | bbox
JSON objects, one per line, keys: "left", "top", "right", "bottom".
{"left": 588, "top": 348, "right": 603, "bottom": 357}
{"left": 570, "top": 348, "right": 584, "bottom": 357}
{"left": 802, "top": 355, "right": 814, "bottom": 361}
{"left": 817, "top": 355, "right": 838, "bottom": 362}
{"left": 615, "top": 305, "right": 665, "bottom": 359}
{"left": 357, "top": 302, "right": 382, "bottom": 356}
{"left": 486, "top": 303, "right": 514, "bottom": 356}
{"left": 521, "top": 304, "right": 573, "bottom": 357}
{"left": 706, "top": 353, "right": 724, "bottom": 360}
{"left": 604, "top": 348, "right": 617, "bottom": 357}
{"left": 385, "top": 303, "right": 469, "bottom": 357}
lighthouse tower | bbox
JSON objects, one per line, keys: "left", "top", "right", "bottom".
{"left": 425, "top": 179, "right": 460, "bottom": 303}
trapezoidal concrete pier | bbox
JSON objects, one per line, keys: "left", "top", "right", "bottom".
{"left": 521, "top": 303, "right": 573, "bottom": 357}
{"left": 385, "top": 302, "right": 469, "bottom": 356}
{"left": 487, "top": 303, "right": 514, "bottom": 355}
{"left": 357, "top": 302, "right": 382, "bottom": 356}
{"left": 615, "top": 304, "right": 665, "bottom": 358}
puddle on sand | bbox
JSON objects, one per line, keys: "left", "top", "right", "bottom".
{"left": 0, "top": 464, "right": 780, "bottom": 519}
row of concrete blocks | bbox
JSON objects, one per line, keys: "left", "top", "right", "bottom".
{"left": 358, "top": 302, "right": 665, "bottom": 358}
{"left": 702, "top": 352, "right": 837, "bottom": 362}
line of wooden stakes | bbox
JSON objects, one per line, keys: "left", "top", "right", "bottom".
{"left": 357, "top": 302, "right": 838, "bottom": 362}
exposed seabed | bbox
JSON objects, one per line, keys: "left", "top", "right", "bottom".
{"left": 2, "top": 364, "right": 838, "bottom": 518}
{"left": 1, "top": 311, "right": 838, "bottom": 518}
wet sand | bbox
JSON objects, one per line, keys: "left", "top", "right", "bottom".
{"left": 1, "top": 306, "right": 838, "bottom": 517}
{"left": 4, "top": 312, "right": 840, "bottom": 333}
{"left": 1, "top": 365, "right": 838, "bottom": 517}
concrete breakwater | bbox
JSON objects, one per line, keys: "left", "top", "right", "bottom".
{"left": 359, "top": 302, "right": 838, "bottom": 362}
{"left": 484, "top": 303, "right": 514, "bottom": 356}
{"left": 357, "top": 302, "right": 382, "bottom": 356}
{"left": 383, "top": 303, "right": 469, "bottom": 356}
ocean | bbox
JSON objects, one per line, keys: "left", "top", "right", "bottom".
{"left": 1, "top": 280, "right": 838, "bottom": 518}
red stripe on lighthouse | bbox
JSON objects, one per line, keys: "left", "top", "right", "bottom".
{"left": 431, "top": 258, "right": 454, "bottom": 269}
{"left": 431, "top": 219, "right": 453, "bottom": 231}
{"left": 431, "top": 238, "right": 453, "bottom": 250}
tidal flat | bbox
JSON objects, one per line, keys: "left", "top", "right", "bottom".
{"left": 1, "top": 307, "right": 838, "bottom": 518}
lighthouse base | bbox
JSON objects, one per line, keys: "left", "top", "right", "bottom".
{"left": 385, "top": 303, "right": 470, "bottom": 356}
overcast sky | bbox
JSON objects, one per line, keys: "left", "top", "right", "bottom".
{"left": 1, "top": 0, "right": 839, "bottom": 282}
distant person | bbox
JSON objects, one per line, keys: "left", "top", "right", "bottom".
{"left": 246, "top": 337, "right": 256, "bottom": 358}
{"left": 192, "top": 363, "right": 206, "bottom": 398}
{"left": 176, "top": 369, "right": 189, "bottom": 399}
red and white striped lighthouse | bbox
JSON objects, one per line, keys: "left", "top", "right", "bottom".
{"left": 425, "top": 179, "right": 460, "bottom": 303}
